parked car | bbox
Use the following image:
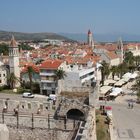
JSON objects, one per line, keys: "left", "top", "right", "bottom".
{"left": 22, "top": 92, "right": 34, "bottom": 98}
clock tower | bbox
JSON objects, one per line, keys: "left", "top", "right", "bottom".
{"left": 9, "top": 35, "right": 20, "bottom": 87}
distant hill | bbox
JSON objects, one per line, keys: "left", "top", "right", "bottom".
{"left": 60, "top": 33, "right": 140, "bottom": 42}
{"left": 0, "top": 30, "right": 72, "bottom": 41}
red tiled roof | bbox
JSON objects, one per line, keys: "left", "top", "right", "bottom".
{"left": 39, "top": 59, "right": 63, "bottom": 69}
{"left": 107, "top": 51, "right": 118, "bottom": 59}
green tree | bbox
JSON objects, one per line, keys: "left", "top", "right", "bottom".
{"left": 55, "top": 69, "right": 66, "bottom": 80}
{"left": 117, "top": 63, "right": 128, "bottom": 78}
{"left": 0, "top": 43, "right": 9, "bottom": 55}
{"left": 25, "top": 66, "right": 36, "bottom": 94}
{"left": 99, "top": 61, "right": 110, "bottom": 86}
{"left": 131, "top": 74, "right": 140, "bottom": 101}
{"left": 124, "top": 51, "right": 135, "bottom": 72}
{"left": 124, "top": 51, "right": 134, "bottom": 66}
{"left": 7, "top": 72, "right": 17, "bottom": 89}
{"left": 19, "top": 43, "right": 34, "bottom": 51}
{"left": 110, "top": 66, "right": 118, "bottom": 80}
{"left": 134, "top": 55, "right": 140, "bottom": 67}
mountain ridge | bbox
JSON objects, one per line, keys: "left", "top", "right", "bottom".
{"left": 0, "top": 30, "right": 72, "bottom": 41}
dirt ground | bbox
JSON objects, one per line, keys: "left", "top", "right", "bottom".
{"left": 8, "top": 126, "right": 70, "bottom": 140}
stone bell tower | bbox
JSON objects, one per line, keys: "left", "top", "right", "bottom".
{"left": 9, "top": 35, "right": 20, "bottom": 87}
{"left": 87, "top": 29, "right": 94, "bottom": 49}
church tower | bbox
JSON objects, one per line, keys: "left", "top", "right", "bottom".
{"left": 87, "top": 29, "right": 94, "bottom": 49}
{"left": 9, "top": 35, "right": 20, "bottom": 87}
{"left": 116, "top": 37, "right": 124, "bottom": 63}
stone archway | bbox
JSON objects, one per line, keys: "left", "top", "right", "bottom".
{"left": 66, "top": 109, "right": 85, "bottom": 120}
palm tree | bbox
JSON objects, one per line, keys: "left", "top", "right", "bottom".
{"left": 134, "top": 56, "right": 140, "bottom": 68}
{"left": 110, "top": 66, "right": 118, "bottom": 80}
{"left": 7, "top": 72, "right": 17, "bottom": 89}
{"left": 131, "top": 74, "right": 140, "bottom": 101}
{"left": 124, "top": 51, "right": 134, "bottom": 66}
{"left": 117, "top": 63, "right": 128, "bottom": 78}
{"left": 99, "top": 61, "right": 110, "bottom": 85}
{"left": 55, "top": 69, "right": 66, "bottom": 80}
{"left": 124, "top": 51, "right": 135, "bottom": 72}
{"left": 26, "top": 66, "right": 36, "bottom": 94}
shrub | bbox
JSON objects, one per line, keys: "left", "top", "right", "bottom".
{"left": 17, "top": 87, "right": 31, "bottom": 94}
{"left": 0, "top": 86, "right": 4, "bottom": 91}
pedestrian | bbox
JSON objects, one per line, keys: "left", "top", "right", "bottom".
{"left": 131, "top": 103, "right": 133, "bottom": 109}
{"left": 128, "top": 102, "right": 130, "bottom": 108}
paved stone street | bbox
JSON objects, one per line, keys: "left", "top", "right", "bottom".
{"left": 110, "top": 103, "right": 140, "bottom": 140}
{"left": 107, "top": 80, "right": 140, "bottom": 140}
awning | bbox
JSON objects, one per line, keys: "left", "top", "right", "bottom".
{"left": 123, "top": 72, "right": 132, "bottom": 78}
{"left": 109, "top": 87, "right": 123, "bottom": 96}
{"left": 112, "top": 87, "right": 123, "bottom": 92}
{"left": 100, "top": 86, "right": 112, "bottom": 95}
{"left": 122, "top": 77, "right": 130, "bottom": 82}
{"left": 105, "top": 106, "right": 112, "bottom": 110}
{"left": 104, "top": 79, "right": 116, "bottom": 86}
{"left": 110, "top": 92, "right": 120, "bottom": 96}
{"left": 130, "top": 73, "right": 138, "bottom": 79}
{"left": 114, "top": 79, "right": 126, "bottom": 87}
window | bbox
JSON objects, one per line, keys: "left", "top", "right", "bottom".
{"left": 47, "top": 83, "right": 51, "bottom": 87}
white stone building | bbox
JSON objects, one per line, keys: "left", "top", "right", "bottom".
{"left": 59, "top": 63, "right": 97, "bottom": 92}
{"left": 39, "top": 59, "right": 66, "bottom": 95}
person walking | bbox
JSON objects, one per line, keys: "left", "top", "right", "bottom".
{"left": 128, "top": 102, "right": 130, "bottom": 109}
{"left": 131, "top": 102, "right": 133, "bottom": 109}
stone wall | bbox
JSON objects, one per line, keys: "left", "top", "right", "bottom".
{"left": 57, "top": 97, "right": 89, "bottom": 118}
{"left": 0, "top": 99, "right": 49, "bottom": 114}
{"left": 0, "top": 124, "right": 9, "bottom": 140}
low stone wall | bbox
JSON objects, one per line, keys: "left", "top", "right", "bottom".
{"left": 0, "top": 124, "right": 9, "bottom": 140}
{"left": 0, "top": 99, "right": 55, "bottom": 115}
{"left": 74, "top": 108, "right": 96, "bottom": 140}
{"left": 109, "top": 116, "right": 116, "bottom": 140}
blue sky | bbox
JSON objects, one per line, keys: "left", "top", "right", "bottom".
{"left": 0, "top": 0, "right": 140, "bottom": 34}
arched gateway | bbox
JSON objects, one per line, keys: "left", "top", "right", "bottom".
{"left": 66, "top": 109, "right": 85, "bottom": 120}
{"left": 57, "top": 98, "right": 89, "bottom": 120}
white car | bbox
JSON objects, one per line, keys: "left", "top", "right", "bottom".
{"left": 22, "top": 92, "right": 34, "bottom": 98}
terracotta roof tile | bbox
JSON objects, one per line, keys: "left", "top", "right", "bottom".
{"left": 39, "top": 59, "right": 63, "bottom": 69}
{"left": 107, "top": 51, "right": 118, "bottom": 59}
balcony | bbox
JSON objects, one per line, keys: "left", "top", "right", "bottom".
{"left": 41, "top": 79, "right": 56, "bottom": 83}
{"left": 41, "top": 86, "right": 56, "bottom": 90}
{"left": 40, "top": 72, "right": 55, "bottom": 76}
{"left": 81, "top": 75, "right": 95, "bottom": 83}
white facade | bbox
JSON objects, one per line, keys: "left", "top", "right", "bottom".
{"left": 62, "top": 64, "right": 96, "bottom": 90}
{"left": 110, "top": 58, "right": 120, "bottom": 66}
{"left": 42, "top": 39, "right": 63, "bottom": 46}
{"left": 0, "top": 62, "right": 7, "bottom": 86}
{"left": 40, "top": 69, "right": 57, "bottom": 95}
